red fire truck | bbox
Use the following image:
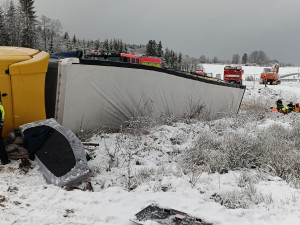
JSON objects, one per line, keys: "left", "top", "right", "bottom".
{"left": 120, "top": 53, "right": 141, "bottom": 64}
{"left": 140, "top": 56, "right": 162, "bottom": 68}
{"left": 224, "top": 66, "right": 243, "bottom": 84}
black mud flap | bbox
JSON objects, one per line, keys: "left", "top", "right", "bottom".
{"left": 130, "top": 204, "right": 213, "bottom": 225}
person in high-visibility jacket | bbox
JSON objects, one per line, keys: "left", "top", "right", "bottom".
{"left": 282, "top": 106, "right": 289, "bottom": 114}
{"left": 0, "top": 102, "right": 10, "bottom": 165}
{"left": 263, "top": 76, "right": 268, "bottom": 87}
{"left": 294, "top": 103, "right": 300, "bottom": 112}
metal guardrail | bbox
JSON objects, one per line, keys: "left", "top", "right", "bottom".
{"left": 243, "top": 73, "right": 300, "bottom": 81}
{"left": 280, "top": 73, "right": 300, "bottom": 78}
{"left": 280, "top": 79, "right": 300, "bottom": 82}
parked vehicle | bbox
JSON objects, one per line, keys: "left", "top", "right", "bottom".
{"left": 260, "top": 63, "right": 280, "bottom": 85}
{"left": 224, "top": 66, "right": 243, "bottom": 84}
{"left": 140, "top": 56, "right": 162, "bottom": 68}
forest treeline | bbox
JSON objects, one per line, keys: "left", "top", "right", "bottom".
{"left": 0, "top": 0, "right": 293, "bottom": 70}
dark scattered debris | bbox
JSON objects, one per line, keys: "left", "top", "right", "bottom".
{"left": 64, "top": 181, "right": 94, "bottom": 192}
{"left": 7, "top": 186, "right": 18, "bottom": 193}
{"left": 63, "top": 209, "right": 75, "bottom": 217}
{"left": 19, "top": 158, "right": 32, "bottom": 174}
{"left": 132, "top": 204, "right": 213, "bottom": 225}
{"left": 0, "top": 195, "right": 6, "bottom": 203}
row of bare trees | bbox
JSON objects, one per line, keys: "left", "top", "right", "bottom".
{"left": 200, "top": 51, "right": 274, "bottom": 66}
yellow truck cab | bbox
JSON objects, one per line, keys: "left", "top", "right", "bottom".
{"left": 0, "top": 46, "right": 50, "bottom": 137}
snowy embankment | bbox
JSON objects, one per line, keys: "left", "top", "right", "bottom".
{"left": 1, "top": 76, "right": 300, "bottom": 224}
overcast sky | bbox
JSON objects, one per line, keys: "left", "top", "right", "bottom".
{"left": 2, "top": 0, "right": 300, "bottom": 65}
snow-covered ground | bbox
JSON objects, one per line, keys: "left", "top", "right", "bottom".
{"left": 1, "top": 66, "right": 300, "bottom": 225}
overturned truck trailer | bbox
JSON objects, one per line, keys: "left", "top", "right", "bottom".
{"left": 0, "top": 47, "right": 246, "bottom": 136}
{"left": 48, "top": 58, "right": 246, "bottom": 133}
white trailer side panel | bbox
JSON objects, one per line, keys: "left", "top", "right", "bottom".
{"left": 55, "top": 61, "right": 245, "bottom": 133}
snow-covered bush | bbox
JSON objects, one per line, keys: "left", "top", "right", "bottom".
{"left": 223, "top": 133, "right": 260, "bottom": 170}
{"left": 212, "top": 183, "right": 273, "bottom": 209}
{"left": 180, "top": 146, "right": 208, "bottom": 187}
{"left": 132, "top": 167, "right": 153, "bottom": 186}
{"left": 291, "top": 121, "right": 300, "bottom": 149}
{"left": 178, "top": 113, "right": 300, "bottom": 189}
{"left": 254, "top": 124, "right": 300, "bottom": 184}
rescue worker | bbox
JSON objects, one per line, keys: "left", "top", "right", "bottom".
{"left": 282, "top": 106, "right": 289, "bottom": 115}
{"left": 270, "top": 107, "right": 278, "bottom": 112}
{"left": 0, "top": 101, "right": 10, "bottom": 165}
{"left": 294, "top": 103, "right": 300, "bottom": 112}
{"left": 276, "top": 98, "right": 284, "bottom": 112}
{"left": 287, "top": 101, "right": 294, "bottom": 112}
{"left": 263, "top": 76, "right": 267, "bottom": 87}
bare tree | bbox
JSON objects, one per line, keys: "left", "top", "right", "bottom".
{"left": 213, "top": 56, "right": 219, "bottom": 64}
{"left": 199, "top": 55, "right": 206, "bottom": 63}
{"left": 37, "top": 15, "right": 62, "bottom": 52}
{"left": 248, "top": 50, "right": 269, "bottom": 66}
{"left": 39, "top": 15, "right": 51, "bottom": 50}
{"left": 232, "top": 54, "right": 240, "bottom": 64}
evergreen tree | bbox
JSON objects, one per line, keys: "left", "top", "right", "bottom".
{"left": 146, "top": 40, "right": 157, "bottom": 56}
{"left": 72, "top": 35, "right": 77, "bottom": 44}
{"left": 113, "top": 38, "right": 118, "bottom": 51}
{"left": 0, "top": 6, "right": 7, "bottom": 45}
{"left": 163, "top": 48, "right": 182, "bottom": 70}
{"left": 109, "top": 39, "right": 113, "bottom": 50}
{"left": 63, "top": 32, "right": 71, "bottom": 51}
{"left": 94, "top": 39, "right": 100, "bottom": 50}
{"left": 89, "top": 40, "right": 95, "bottom": 50}
{"left": 178, "top": 52, "right": 182, "bottom": 70}
{"left": 6, "top": 1, "right": 18, "bottom": 46}
{"left": 169, "top": 50, "right": 177, "bottom": 69}
{"left": 86, "top": 40, "right": 90, "bottom": 49}
{"left": 157, "top": 41, "right": 163, "bottom": 58}
{"left": 242, "top": 53, "right": 248, "bottom": 64}
{"left": 118, "top": 39, "right": 123, "bottom": 52}
{"left": 164, "top": 48, "right": 170, "bottom": 68}
{"left": 49, "top": 35, "right": 54, "bottom": 53}
{"left": 19, "top": 0, "right": 37, "bottom": 48}
{"left": 72, "top": 34, "right": 77, "bottom": 49}
{"left": 63, "top": 32, "right": 69, "bottom": 40}
{"left": 82, "top": 39, "right": 87, "bottom": 54}
{"left": 103, "top": 39, "right": 109, "bottom": 50}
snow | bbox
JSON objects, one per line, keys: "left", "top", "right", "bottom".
{"left": 1, "top": 65, "right": 300, "bottom": 225}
